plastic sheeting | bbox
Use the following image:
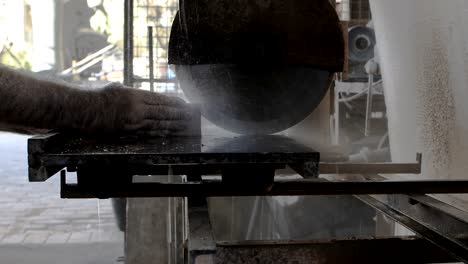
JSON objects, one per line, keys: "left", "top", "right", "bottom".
{"left": 208, "top": 190, "right": 376, "bottom": 241}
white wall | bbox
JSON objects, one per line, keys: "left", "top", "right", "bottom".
{"left": 369, "top": 0, "right": 468, "bottom": 212}
{"left": 370, "top": 0, "right": 468, "bottom": 177}
{"left": 0, "top": 0, "right": 25, "bottom": 48}
{"left": 30, "top": 0, "right": 55, "bottom": 71}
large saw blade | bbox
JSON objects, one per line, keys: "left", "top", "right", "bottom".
{"left": 176, "top": 65, "right": 331, "bottom": 134}
{"left": 169, "top": 0, "right": 343, "bottom": 134}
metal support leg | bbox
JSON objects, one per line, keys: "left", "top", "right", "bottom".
{"left": 364, "top": 73, "right": 374, "bottom": 136}
{"left": 125, "top": 176, "right": 186, "bottom": 264}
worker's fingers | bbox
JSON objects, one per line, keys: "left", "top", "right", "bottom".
{"left": 103, "top": 84, "right": 186, "bottom": 107}
{"left": 143, "top": 93, "right": 187, "bottom": 107}
{"left": 125, "top": 119, "right": 188, "bottom": 132}
{"left": 143, "top": 105, "right": 192, "bottom": 120}
{"left": 136, "top": 130, "right": 173, "bottom": 137}
{"left": 147, "top": 120, "right": 188, "bottom": 131}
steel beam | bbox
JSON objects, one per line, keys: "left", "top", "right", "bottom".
{"left": 357, "top": 194, "right": 468, "bottom": 263}
{"left": 60, "top": 172, "right": 468, "bottom": 198}
{"left": 319, "top": 153, "right": 421, "bottom": 174}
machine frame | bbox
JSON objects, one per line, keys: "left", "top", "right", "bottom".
{"left": 27, "top": 0, "right": 468, "bottom": 263}
{"left": 28, "top": 132, "right": 468, "bottom": 263}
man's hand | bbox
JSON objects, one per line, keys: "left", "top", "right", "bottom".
{"left": 78, "top": 83, "right": 192, "bottom": 136}
{"left": 0, "top": 64, "right": 194, "bottom": 135}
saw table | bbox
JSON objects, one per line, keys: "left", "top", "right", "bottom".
{"left": 27, "top": 132, "right": 468, "bottom": 263}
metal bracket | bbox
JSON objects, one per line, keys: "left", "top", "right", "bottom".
{"left": 320, "top": 153, "right": 422, "bottom": 174}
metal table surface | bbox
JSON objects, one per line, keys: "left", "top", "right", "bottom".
{"left": 28, "top": 134, "right": 325, "bottom": 182}
{"left": 34, "top": 134, "right": 319, "bottom": 156}
{"left": 29, "top": 133, "right": 468, "bottom": 199}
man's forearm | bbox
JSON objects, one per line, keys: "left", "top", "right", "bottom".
{"left": 0, "top": 64, "right": 191, "bottom": 136}
{"left": 0, "top": 64, "right": 96, "bottom": 133}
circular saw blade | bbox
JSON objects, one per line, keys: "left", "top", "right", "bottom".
{"left": 176, "top": 65, "right": 332, "bottom": 134}
{"left": 169, "top": 0, "right": 342, "bottom": 134}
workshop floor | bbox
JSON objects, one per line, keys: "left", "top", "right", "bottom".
{"left": 0, "top": 133, "right": 123, "bottom": 264}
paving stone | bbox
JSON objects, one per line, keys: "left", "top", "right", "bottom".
{"left": 72, "top": 219, "right": 103, "bottom": 225}
{"left": 23, "top": 232, "right": 50, "bottom": 244}
{"left": 22, "top": 224, "right": 48, "bottom": 231}
{"left": 92, "top": 231, "right": 123, "bottom": 243}
{"left": 46, "top": 233, "right": 71, "bottom": 244}
{"left": 0, "top": 220, "right": 15, "bottom": 226}
{"left": 31, "top": 219, "right": 69, "bottom": 225}
{"left": 68, "top": 232, "right": 92, "bottom": 243}
{"left": 90, "top": 231, "right": 106, "bottom": 242}
{"left": 0, "top": 133, "right": 121, "bottom": 244}
{"left": 1, "top": 234, "right": 25, "bottom": 244}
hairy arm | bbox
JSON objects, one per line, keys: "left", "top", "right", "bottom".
{"left": 0, "top": 64, "right": 190, "bottom": 135}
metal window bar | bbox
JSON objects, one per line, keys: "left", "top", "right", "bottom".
{"left": 350, "top": 0, "right": 371, "bottom": 23}
{"left": 124, "top": 0, "right": 179, "bottom": 93}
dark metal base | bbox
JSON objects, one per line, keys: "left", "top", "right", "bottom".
{"left": 29, "top": 134, "right": 320, "bottom": 182}
{"left": 213, "top": 237, "right": 455, "bottom": 264}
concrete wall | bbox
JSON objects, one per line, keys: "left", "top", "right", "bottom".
{"left": 370, "top": 0, "right": 468, "bottom": 207}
